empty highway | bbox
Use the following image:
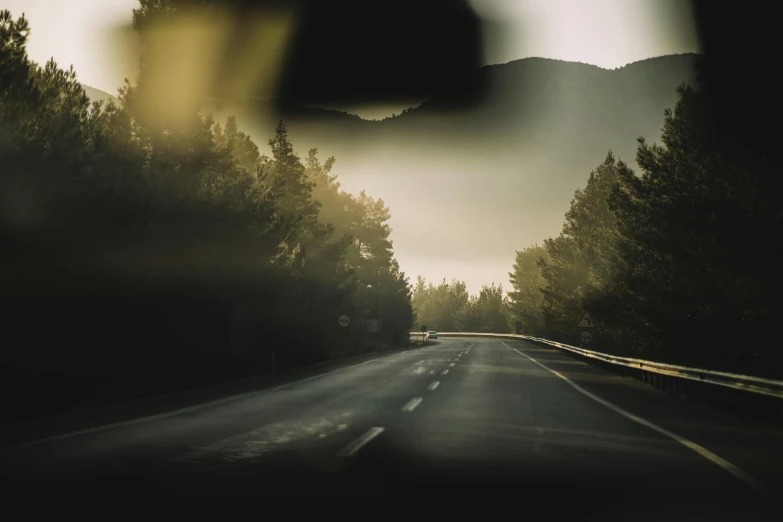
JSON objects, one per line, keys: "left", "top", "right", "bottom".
{"left": 1, "top": 337, "right": 781, "bottom": 516}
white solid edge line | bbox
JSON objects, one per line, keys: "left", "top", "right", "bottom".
{"left": 402, "top": 397, "right": 423, "bottom": 412}
{"left": 2, "top": 358, "right": 377, "bottom": 453}
{"left": 336, "top": 427, "right": 385, "bottom": 457}
{"left": 503, "top": 342, "right": 766, "bottom": 492}
{"left": 428, "top": 381, "right": 440, "bottom": 390}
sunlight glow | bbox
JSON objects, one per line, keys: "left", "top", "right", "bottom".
{"left": 3, "top": 0, "right": 139, "bottom": 95}
{"left": 469, "top": 0, "right": 699, "bottom": 68}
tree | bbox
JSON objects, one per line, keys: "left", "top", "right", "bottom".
{"left": 538, "top": 152, "right": 628, "bottom": 343}
{"left": 304, "top": 148, "right": 413, "bottom": 345}
{"left": 606, "top": 84, "right": 781, "bottom": 373}
{"left": 412, "top": 278, "right": 469, "bottom": 331}
{"left": 456, "top": 284, "right": 509, "bottom": 333}
{"left": 507, "top": 244, "right": 550, "bottom": 335}
{"left": 0, "top": 5, "right": 416, "bottom": 420}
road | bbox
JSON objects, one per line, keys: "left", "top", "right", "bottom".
{"left": 1, "top": 337, "right": 782, "bottom": 514}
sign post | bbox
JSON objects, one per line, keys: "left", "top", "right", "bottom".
{"left": 575, "top": 312, "right": 595, "bottom": 347}
{"left": 420, "top": 325, "right": 427, "bottom": 345}
{"left": 575, "top": 312, "right": 594, "bottom": 328}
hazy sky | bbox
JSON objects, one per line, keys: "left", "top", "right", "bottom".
{"left": 9, "top": 0, "right": 699, "bottom": 102}
{"left": 6, "top": 0, "right": 700, "bottom": 296}
{"left": 470, "top": 0, "right": 699, "bottom": 68}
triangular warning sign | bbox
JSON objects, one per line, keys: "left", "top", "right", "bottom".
{"left": 576, "top": 312, "right": 595, "bottom": 328}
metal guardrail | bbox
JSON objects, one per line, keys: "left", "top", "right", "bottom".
{"left": 418, "top": 332, "right": 783, "bottom": 400}
{"left": 409, "top": 332, "right": 429, "bottom": 345}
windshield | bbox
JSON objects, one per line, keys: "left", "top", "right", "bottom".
{"left": 0, "top": 0, "right": 780, "bottom": 511}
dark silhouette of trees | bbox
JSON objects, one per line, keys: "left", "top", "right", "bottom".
{"left": 504, "top": 80, "right": 781, "bottom": 378}
{"left": 412, "top": 278, "right": 508, "bottom": 334}
{"left": 0, "top": 8, "right": 413, "bottom": 420}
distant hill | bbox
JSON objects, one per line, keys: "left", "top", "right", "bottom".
{"left": 82, "top": 86, "right": 119, "bottom": 106}
{"left": 272, "top": 54, "right": 700, "bottom": 172}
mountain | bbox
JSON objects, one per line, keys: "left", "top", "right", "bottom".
{"left": 82, "top": 85, "right": 119, "bottom": 106}
{"left": 273, "top": 54, "right": 699, "bottom": 170}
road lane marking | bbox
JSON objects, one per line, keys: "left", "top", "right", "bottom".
{"left": 401, "top": 397, "right": 423, "bottom": 412}
{"left": 441, "top": 369, "right": 449, "bottom": 375}
{"left": 1, "top": 358, "right": 379, "bottom": 453}
{"left": 428, "top": 381, "right": 440, "bottom": 391}
{"left": 465, "top": 343, "right": 474, "bottom": 354}
{"left": 449, "top": 362, "right": 456, "bottom": 367}
{"left": 336, "top": 427, "right": 385, "bottom": 457}
{"left": 504, "top": 342, "right": 766, "bottom": 492}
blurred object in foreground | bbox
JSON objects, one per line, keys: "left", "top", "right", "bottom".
{"left": 273, "top": 0, "right": 485, "bottom": 110}
{"left": 131, "top": 0, "right": 295, "bottom": 128}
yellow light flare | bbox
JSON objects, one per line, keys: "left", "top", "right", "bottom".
{"left": 137, "top": 5, "right": 295, "bottom": 129}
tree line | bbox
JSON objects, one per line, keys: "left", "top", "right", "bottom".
{"left": 412, "top": 278, "right": 509, "bottom": 334}
{"left": 0, "top": 7, "right": 412, "bottom": 419}
{"left": 506, "top": 78, "right": 781, "bottom": 378}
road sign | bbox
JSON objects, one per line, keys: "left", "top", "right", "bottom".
{"left": 421, "top": 325, "right": 427, "bottom": 332}
{"left": 579, "top": 331, "right": 593, "bottom": 344}
{"left": 576, "top": 312, "right": 595, "bottom": 328}
{"left": 338, "top": 314, "right": 351, "bottom": 328}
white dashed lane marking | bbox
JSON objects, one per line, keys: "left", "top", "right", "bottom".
{"left": 401, "top": 398, "right": 423, "bottom": 412}
{"left": 336, "top": 427, "right": 385, "bottom": 457}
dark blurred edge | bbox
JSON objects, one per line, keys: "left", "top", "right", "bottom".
{"left": 0, "top": 461, "right": 777, "bottom": 515}
{"left": 0, "top": 343, "right": 415, "bottom": 449}
{"left": 692, "top": 1, "right": 780, "bottom": 162}
{"left": 271, "top": 0, "right": 487, "bottom": 115}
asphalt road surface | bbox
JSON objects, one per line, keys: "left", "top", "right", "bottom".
{"left": 1, "top": 337, "right": 781, "bottom": 516}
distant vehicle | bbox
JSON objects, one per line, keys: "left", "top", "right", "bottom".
{"left": 428, "top": 331, "right": 438, "bottom": 339}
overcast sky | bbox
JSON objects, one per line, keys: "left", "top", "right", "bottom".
{"left": 5, "top": 0, "right": 700, "bottom": 296}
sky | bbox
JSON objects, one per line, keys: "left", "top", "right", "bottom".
{"left": 470, "top": 0, "right": 699, "bottom": 68}
{"left": 8, "top": 0, "right": 699, "bottom": 108}
{"left": 6, "top": 0, "right": 700, "bottom": 296}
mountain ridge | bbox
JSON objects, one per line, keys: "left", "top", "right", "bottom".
{"left": 81, "top": 53, "right": 701, "bottom": 123}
